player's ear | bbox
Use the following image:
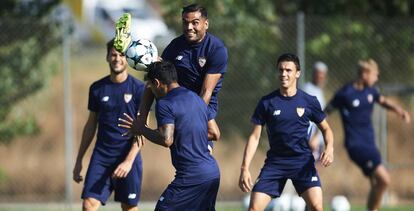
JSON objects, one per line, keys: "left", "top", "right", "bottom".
{"left": 154, "top": 79, "right": 161, "bottom": 88}
{"left": 296, "top": 70, "right": 301, "bottom": 78}
{"left": 205, "top": 19, "right": 209, "bottom": 30}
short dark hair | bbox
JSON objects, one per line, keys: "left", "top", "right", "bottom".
{"left": 106, "top": 38, "right": 115, "bottom": 56}
{"left": 182, "top": 4, "right": 208, "bottom": 18}
{"left": 146, "top": 61, "right": 178, "bottom": 85}
{"left": 277, "top": 53, "right": 301, "bottom": 71}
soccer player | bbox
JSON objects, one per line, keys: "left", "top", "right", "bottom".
{"left": 119, "top": 61, "right": 220, "bottom": 210}
{"left": 115, "top": 4, "right": 228, "bottom": 152}
{"left": 72, "top": 39, "right": 145, "bottom": 211}
{"left": 302, "top": 61, "right": 329, "bottom": 161}
{"left": 239, "top": 53, "right": 334, "bottom": 211}
{"left": 325, "top": 58, "right": 411, "bottom": 211}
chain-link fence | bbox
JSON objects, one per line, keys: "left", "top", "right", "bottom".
{"left": 0, "top": 13, "right": 414, "bottom": 205}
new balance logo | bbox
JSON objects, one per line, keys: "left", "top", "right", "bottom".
{"left": 176, "top": 55, "right": 183, "bottom": 60}
{"left": 159, "top": 196, "right": 165, "bottom": 202}
{"left": 311, "top": 176, "right": 318, "bottom": 182}
{"left": 128, "top": 193, "right": 136, "bottom": 199}
{"left": 273, "top": 110, "right": 281, "bottom": 116}
{"left": 101, "top": 96, "right": 109, "bottom": 102}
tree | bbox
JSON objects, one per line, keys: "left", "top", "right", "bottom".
{"left": 0, "top": 0, "right": 62, "bottom": 143}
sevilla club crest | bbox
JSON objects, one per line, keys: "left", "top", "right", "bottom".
{"left": 124, "top": 94, "right": 132, "bottom": 103}
{"left": 296, "top": 107, "right": 305, "bottom": 117}
{"left": 198, "top": 57, "right": 206, "bottom": 67}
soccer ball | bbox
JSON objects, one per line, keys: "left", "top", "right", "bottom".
{"left": 331, "top": 195, "right": 350, "bottom": 211}
{"left": 125, "top": 39, "right": 158, "bottom": 71}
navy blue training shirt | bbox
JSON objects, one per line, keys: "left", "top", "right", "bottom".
{"left": 330, "top": 83, "right": 380, "bottom": 149}
{"left": 251, "top": 89, "right": 326, "bottom": 161}
{"left": 155, "top": 87, "right": 220, "bottom": 185}
{"left": 88, "top": 75, "right": 145, "bottom": 159}
{"left": 161, "top": 32, "right": 228, "bottom": 111}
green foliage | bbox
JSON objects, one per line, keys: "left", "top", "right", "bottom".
{"left": 0, "top": 0, "right": 62, "bottom": 143}
{"left": 0, "top": 117, "right": 39, "bottom": 144}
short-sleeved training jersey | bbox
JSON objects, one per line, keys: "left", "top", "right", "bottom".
{"left": 88, "top": 75, "right": 145, "bottom": 159}
{"left": 251, "top": 89, "right": 326, "bottom": 162}
{"left": 155, "top": 87, "right": 220, "bottom": 185}
{"left": 329, "top": 83, "right": 380, "bottom": 149}
{"left": 161, "top": 33, "right": 228, "bottom": 110}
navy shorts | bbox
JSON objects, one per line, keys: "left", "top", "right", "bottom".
{"left": 347, "top": 146, "right": 382, "bottom": 176}
{"left": 82, "top": 152, "right": 142, "bottom": 206}
{"left": 155, "top": 178, "right": 220, "bottom": 211}
{"left": 252, "top": 156, "right": 321, "bottom": 198}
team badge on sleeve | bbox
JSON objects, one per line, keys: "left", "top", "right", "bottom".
{"left": 124, "top": 93, "right": 132, "bottom": 103}
{"left": 198, "top": 57, "right": 206, "bottom": 67}
{"left": 296, "top": 107, "right": 305, "bottom": 117}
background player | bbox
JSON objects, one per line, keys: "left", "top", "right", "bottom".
{"left": 302, "top": 61, "right": 329, "bottom": 161}
{"left": 239, "top": 53, "right": 334, "bottom": 211}
{"left": 72, "top": 39, "right": 145, "bottom": 211}
{"left": 119, "top": 61, "right": 220, "bottom": 210}
{"left": 325, "top": 58, "right": 411, "bottom": 211}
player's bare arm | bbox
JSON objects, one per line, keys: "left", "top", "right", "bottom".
{"left": 73, "top": 112, "right": 98, "bottom": 183}
{"left": 317, "top": 119, "right": 334, "bottom": 167}
{"left": 113, "top": 136, "right": 145, "bottom": 179}
{"left": 139, "top": 124, "right": 174, "bottom": 148}
{"left": 119, "top": 113, "right": 174, "bottom": 147}
{"left": 239, "top": 124, "right": 262, "bottom": 193}
{"left": 378, "top": 95, "right": 411, "bottom": 123}
{"left": 201, "top": 73, "right": 222, "bottom": 142}
{"left": 137, "top": 83, "right": 155, "bottom": 124}
{"left": 200, "top": 73, "right": 221, "bottom": 104}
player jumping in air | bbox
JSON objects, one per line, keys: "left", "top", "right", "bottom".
{"left": 114, "top": 4, "right": 228, "bottom": 153}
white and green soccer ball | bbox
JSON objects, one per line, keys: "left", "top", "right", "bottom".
{"left": 125, "top": 39, "right": 158, "bottom": 71}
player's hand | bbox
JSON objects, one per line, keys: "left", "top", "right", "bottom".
{"left": 112, "top": 160, "right": 133, "bottom": 179}
{"left": 239, "top": 168, "right": 253, "bottom": 192}
{"left": 401, "top": 110, "right": 411, "bottom": 124}
{"left": 320, "top": 146, "right": 334, "bottom": 167}
{"left": 73, "top": 161, "right": 83, "bottom": 183}
{"left": 118, "top": 113, "right": 145, "bottom": 137}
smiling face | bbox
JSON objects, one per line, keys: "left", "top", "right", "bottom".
{"left": 106, "top": 47, "right": 128, "bottom": 74}
{"left": 182, "top": 11, "right": 208, "bottom": 44}
{"left": 278, "top": 61, "right": 301, "bottom": 90}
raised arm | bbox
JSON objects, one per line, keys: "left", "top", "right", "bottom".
{"left": 239, "top": 124, "right": 262, "bottom": 192}
{"left": 316, "top": 119, "right": 334, "bottom": 167}
{"left": 378, "top": 95, "right": 411, "bottom": 123}
{"left": 137, "top": 83, "right": 155, "bottom": 124}
{"left": 73, "top": 111, "right": 98, "bottom": 183}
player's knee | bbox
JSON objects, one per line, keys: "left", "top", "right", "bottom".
{"left": 378, "top": 174, "right": 391, "bottom": 189}
{"left": 248, "top": 205, "right": 263, "bottom": 211}
{"left": 82, "top": 198, "right": 100, "bottom": 211}
{"left": 121, "top": 203, "right": 137, "bottom": 211}
{"left": 306, "top": 201, "right": 323, "bottom": 211}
